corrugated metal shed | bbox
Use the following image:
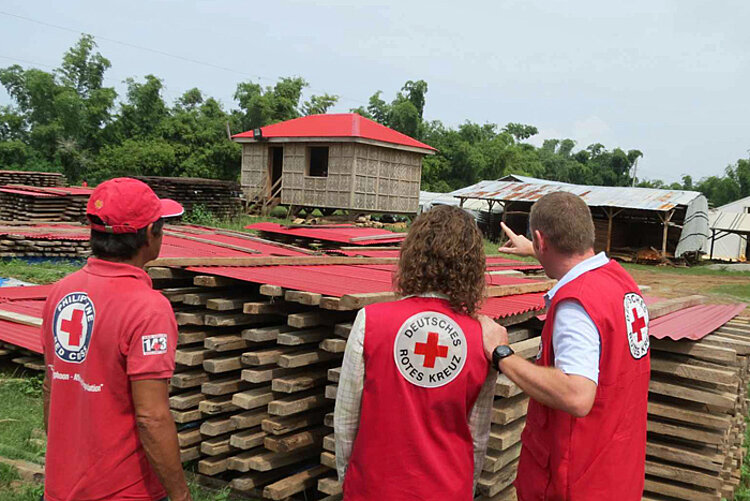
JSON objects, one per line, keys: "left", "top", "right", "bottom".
{"left": 451, "top": 180, "right": 703, "bottom": 212}
{"left": 710, "top": 211, "right": 750, "bottom": 234}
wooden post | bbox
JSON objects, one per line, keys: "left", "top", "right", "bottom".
{"left": 710, "top": 229, "right": 716, "bottom": 260}
{"left": 459, "top": 197, "right": 465, "bottom": 208}
{"left": 605, "top": 208, "right": 614, "bottom": 254}
{"left": 660, "top": 209, "right": 675, "bottom": 258}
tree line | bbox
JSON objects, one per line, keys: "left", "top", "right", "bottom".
{"left": 1, "top": 35, "right": 747, "bottom": 208}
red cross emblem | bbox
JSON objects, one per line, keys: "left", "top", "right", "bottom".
{"left": 630, "top": 307, "right": 647, "bottom": 343}
{"left": 60, "top": 309, "right": 85, "bottom": 347}
{"left": 414, "top": 332, "right": 449, "bottom": 368}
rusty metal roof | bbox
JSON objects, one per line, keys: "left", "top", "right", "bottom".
{"left": 451, "top": 180, "right": 705, "bottom": 212}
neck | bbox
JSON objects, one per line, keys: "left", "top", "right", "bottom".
{"left": 550, "top": 249, "right": 596, "bottom": 280}
{"left": 96, "top": 253, "right": 149, "bottom": 270}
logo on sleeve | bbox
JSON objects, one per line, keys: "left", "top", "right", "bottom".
{"left": 393, "top": 311, "right": 467, "bottom": 388}
{"left": 53, "top": 292, "right": 96, "bottom": 364}
{"left": 142, "top": 334, "right": 168, "bottom": 355}
{"left": 624, "top": 292, "right": 649, "bottom": 359}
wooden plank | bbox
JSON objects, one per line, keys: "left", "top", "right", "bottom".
{"left": 288, "top": 310, "right": 351, "bottom": 329}
{"left": 650, "top": 357, "right": 738, "bottom": 386}
{"left": 193, "top": 275, "right": 241, "bottom": 287}
{"left": 201, "top": 376, "right": 251, "bottom": 396}
{"left": 148, "top": 266, "right": 192, "bottom": 279}
{"left": 334, "top": 322, "right": 353, "bottom": 338}
{"left": 323, "top": 433, "right": 335, "bottom": 452}
{"left": 272, "top": 368, "right": 329, "bottom": 393}
{"left": 484, "top": 442, "right": 522, "bottom": 474}
{"left": 277, "top": 327, "right": 330, "bottom": 346}
{"left": 647, "top": 295, "right": 708, "bottom": 319}
{"left": 320, "top": 451, "right": 336, "bottom": 469}
{"left": 199, "top": 395, "right": 239, "bottom": 415}
{"left": 648, "top": 380, "right": 736, "bottom": 412}
{"left": 495, "top": 373, "right": 522, "bottom": 398}
{"left": 507, "top": 327, "right": 535, "bottom": 344}
{"left": 229, "top": 468, "right": 298, "bottom": 493}
{"left": 175, "top": 311, "right": 204, "bottom": 326}
{"left": 317, "top": 477, "right": 342, "bottom": 496}
{"left": 650, "top": 338, "right": 737, "bottom": 365}
{"left": 643, "top": 477, "right": 720, "bottom": 501}
{"left": 242, "top": 365, "right": 297, "bottom": 384}
{"left": 0, "top": 309, "right": 42, "bottom": 327}
{"left": 325, "top": 385, "right": 337, "bottom": 399}
{"left": 242, "top": 346, "right": 299, "bottom": 366}
{"left": 268, "top": 390, "right": 329, "bottom": 416}
{"left": 230, "top": 409, "right": 269, "bottom": 430}
{"left": 243, "top": 446, "right": 319, "bottom": 472}
{"left": 177, "top": 428, "right": 202, "bottom": 448}
{"left": 243, "top": 300, "right": 301, "bottom": 315}
{"left": 182, "top": 290, "right": 228, "bottom": 306}
{"left": 232, "top": 386, "right": 275, "bottom": 410}
{"left": 646, "top": 440, "right": 723, "bottom": 473}
{"left": 170, "top": 370, "right": 209, "bottom": 389}
{"left": 150, "top": 256, "right": 399, "bottom": 267}
{"left": 203, "top": 355, "right": 242, "bottom": 374}
{"left": 204, "top": 312, "right": 274, "bottom": 327}
{"left": 259, "top": 284, "right": 284, "bottom": 297}
{"left": 263, "top": 465, "right": 329, "bottom": 500}
{"left": 242, "top": 324, "right": 295, "bottom": 343}
{"left": 169, "top": 391, "right": 206, "bottom": 411}
{"left": 204, "top": 334, "right": 254, "bottom": 352}
{"left": 264, "top": 425, "right": 328, "bottom": 453}
{"left": 206, "top": 297, "right": 251, "bottom": 311}
{"left": 648, "top": 401, "right": 731, "bottom": 430}
{"left": 171, "top": 408, "right": 202, "bottom": 424}
{"left": 320, "top": 338, "right": 347, "bottom": 353}
{"left": 201, "top": 436, "right": 233, "bottom": 456}
{"left": 478, "top": 459, "right": 519, "bottom": 497}
{"left": 180, "top": 445, "right": 201, "bottom": 462}
{"left": 175, "top": 346, "right": 212, "bottom": 366}
{"left": 510, "top": 337, "right": 540, "bottom": 360}
{"left": 648, "top": 419, "right": 726, "bottom": 445}
{"left": 492, "top": 395, "right": 529, "bottom": 426}
{"left": 328, "top": 367, "right": 341, "bottom": 383}
{"left": 488, "top": 419, "right": 525, "bottom": 451}
{"left": 701, "top": 334, "right": 750, "bottom": 355}
{"left": 178, "top": 329, "right": 208, "bottom": 346}
{"left": 261, "top": 410, "right": 327, "bottom": 436}
{"left": 277, "top": 349, "right": 340, "bottom": 368}
{"left": 230, "top": 428, "right": 267, "bottom": 450}
{"left": 200, "top": 416, "right": 236, "bottom": 437}
{"left": 285, "top": 290, "right": 322, "bottom": 306}
{"left": 198, "top": 455, "right": 230, "bottom": 475}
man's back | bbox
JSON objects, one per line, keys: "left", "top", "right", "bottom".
{"left": 42, "top": 258, "right": 177, "bottom": 501}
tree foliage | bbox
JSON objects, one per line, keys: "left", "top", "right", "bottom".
{"left": 0, "top": 35, "right": 747, "bottom": 207}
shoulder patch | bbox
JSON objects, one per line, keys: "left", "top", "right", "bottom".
{"left": 624, "top": 292, "right": 649, "bottom": 359}
{"left": 53, "top": 292, "right": 96, "bottom": 364}
{"left": 392, "top": 311, "right": 467, "bottom": 388}
{"left": 142, "top": 334, "right": 168, "bottom": 355}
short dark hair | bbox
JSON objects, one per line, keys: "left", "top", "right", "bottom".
{"left": 529, "top": 192, "right": 595, "bottom": 254}
{"left": 89, "top": 217, "right": 164, "bottom": 260}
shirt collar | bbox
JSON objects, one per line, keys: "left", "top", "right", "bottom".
{"left": 545, "top": 252, "right": 610, "bottom": 304}
{"left": 401, "top": 292, "right": 450, "bottom": 300}
{"left": 84, "top": 257, "right": 153, "bottom": 288}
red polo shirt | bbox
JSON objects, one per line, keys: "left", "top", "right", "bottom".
{"left": 42, "top": 258, "right": 178, "bottom": 501}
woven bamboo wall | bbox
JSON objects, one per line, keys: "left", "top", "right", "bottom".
{"left": 240, "top": 142, "right": 423, "bottom": 213}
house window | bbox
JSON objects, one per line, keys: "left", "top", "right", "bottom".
{"left": 307, "top": 147, "right": 329, "bottom": 177}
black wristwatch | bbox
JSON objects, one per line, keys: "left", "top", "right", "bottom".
{"left": 492, "top": 345, "right": 515, "bottom": 371}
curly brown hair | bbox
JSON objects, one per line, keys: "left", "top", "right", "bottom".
{"left": 395, "top": 205, "right": 486, "bottom": 316}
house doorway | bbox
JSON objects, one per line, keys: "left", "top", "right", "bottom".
{"left": 268, "top": 147, "right": 283, "bottom": 196}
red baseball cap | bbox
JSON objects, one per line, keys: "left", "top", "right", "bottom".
{"left": 87, "top": 178, "right": 184, "bottom": 233}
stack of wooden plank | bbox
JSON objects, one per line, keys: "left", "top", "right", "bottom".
{"left": 0, "top": 185, "right": 92, "bottom": 223}
{"left": 0, "top": 170, "right": 66, "bottom": 187}
{"left": 644, "top": 311, "right": 750, "bottom": 501}
{"left": 135, "top": 176, "right": 242, "bottom": 219}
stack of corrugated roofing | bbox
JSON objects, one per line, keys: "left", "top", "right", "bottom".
{"left": 0, "top": 223, "right": 90, "bottom": 258}
{"left": 247, "top": 223, "right": 406, "bottom": 248}
{"left": 0, "top": 170, "right": 66, "bottom": 187}
{"left": 0, "top": 185, "right": 92, "bottom": 223}
{"left": 135, "top": 176, "right": 242, "bottom": 219}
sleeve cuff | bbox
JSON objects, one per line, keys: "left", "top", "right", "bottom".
{"left": 557, "top": 365, "right": 598, "bottom": 385}
{"left": 129, "top": 370, "right": 174, "bottom": 381}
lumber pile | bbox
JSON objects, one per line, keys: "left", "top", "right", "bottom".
{"left": 134, "top": 176, "right": 242, "bottom": 219}
{"left": 0, "top": 170, "right": 66, "bottom": 187}
{"left": 0, "top": 185, "right": 91, "bottom": 223}
{"left": 643, "top": 314, "right": 750, "bottom": 501}
{"left": 0, "top": 234, "right": 89, "bottom": 258}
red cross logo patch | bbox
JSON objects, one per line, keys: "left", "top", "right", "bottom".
{"left": 53, "top": 292, "right": 96, "bottom": 364}
{"left": 624, "top": 292, "right": 649, "bottom": 359}
{"left": 393, "top": 311, "right": 467, "bottom": 388}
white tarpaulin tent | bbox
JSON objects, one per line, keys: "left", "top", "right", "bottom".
{"left": 702, "top": 197, "right": 750, "bottom": 261}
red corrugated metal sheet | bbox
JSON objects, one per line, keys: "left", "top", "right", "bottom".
{"left": 232, "top": 113, "right": 436, "bottom": 152}
{"left": 248, "top": 223, "right": 406, "bottom": 246}
{"left": 649, "top": 303, "right": 747, "bottom": 341}
{"left": 0, "top": 285, "right": 46, "bottom": 354}
{"left": 0, "top": 322, "right": 42, "bottom": 354}
{"left": 480, "top": 293, "right": 546, "bottom": 319}
{"left": 0, "top": 224, "right": 89, "bottom": 240}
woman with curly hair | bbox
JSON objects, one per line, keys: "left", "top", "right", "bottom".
{"left": 334, "top": 205, "right": 497, "bottom": 501}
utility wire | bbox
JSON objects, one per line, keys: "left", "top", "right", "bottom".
{"left": 0, "top": 10, "right": 367, "bottom": 106}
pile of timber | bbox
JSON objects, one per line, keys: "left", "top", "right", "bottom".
{"left": 134, "top": 176, "right": 242, "bottom": 219}
{"left": 0, "top": 185, "right": 90, "bottom": 223}
{"left": 0, "top": 234, "right": 89, "bottom": 259}
{"left": 0, "top": 170, "right": 66, "bottom": 187}
{"left": 644, "top": 311, "right": 750, "bottom": 501}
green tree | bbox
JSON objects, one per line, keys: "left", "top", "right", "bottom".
{"left": 301, "top": 94, "right": 339, "bottom": 115}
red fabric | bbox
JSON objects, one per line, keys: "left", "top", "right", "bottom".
{"left": 87, "top": 177, "right": 183, "bottom": 233}
{"left": 42, "top": 258, "right": 177, "bottom": 501}
{"left": 233, "top": 113, "right": 436, "bottom": 151}
{"left": 344, "top": 297, "right": 489, "bottom": 501}
{"left": 515, "top": 261, "right": 649, "bottom": 501}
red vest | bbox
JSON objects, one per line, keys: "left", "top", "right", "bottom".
{"left": 343, "top": 297, "right": 489, "bottom": 501}
{"left": 515, "top": 260, "right": 650, "bottom": 501}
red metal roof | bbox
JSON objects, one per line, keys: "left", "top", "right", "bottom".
{"left": 248, "top": 223, "right": 406, "bottom": 246}
{"left": 649, "top": 303, "right": 747, "bottom": 341}
{"left": 480, "top": 293, "right": 546, "bottom": 319}
{"left": 0, "top": 285, "right": 46, "bottom": 354}
{"left": 232, "top": 113, "right": 437, "bottom": 152}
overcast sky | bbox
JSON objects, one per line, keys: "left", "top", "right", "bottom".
{"left": 2, "top": 0, "right": 749, "bottom": 183}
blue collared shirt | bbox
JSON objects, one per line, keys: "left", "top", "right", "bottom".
{"left": 544, "top": 252, "right": 610, "bottom": 384}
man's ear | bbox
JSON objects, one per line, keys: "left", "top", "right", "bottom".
{"left": 533, "top": 229, "right": 544, "bottom": 253}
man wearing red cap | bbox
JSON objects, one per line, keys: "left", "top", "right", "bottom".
{"left": 41, "top": 178, "right": 190, "bottom": 501}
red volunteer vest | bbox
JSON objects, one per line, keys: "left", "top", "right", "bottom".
{"left": 343, "top": 297, "right": 489, "bottom": 501}
{"left": 515, "top": 260, "right": 650, "bottom": 501}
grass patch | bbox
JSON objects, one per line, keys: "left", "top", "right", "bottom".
{"left": 0, "top": 463, "right": 44, "bottom": 501}
{"left": 0, "top": 259, "right": 82, "bottom": 285}
{"left": 709, "top": 283, "right": 750, "bottom": 302}
{"left": 0, "top": 372, "right": 45, "bottom": 465}
{"left": 624, "top": 262, "right": 750, "bottom": 278}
